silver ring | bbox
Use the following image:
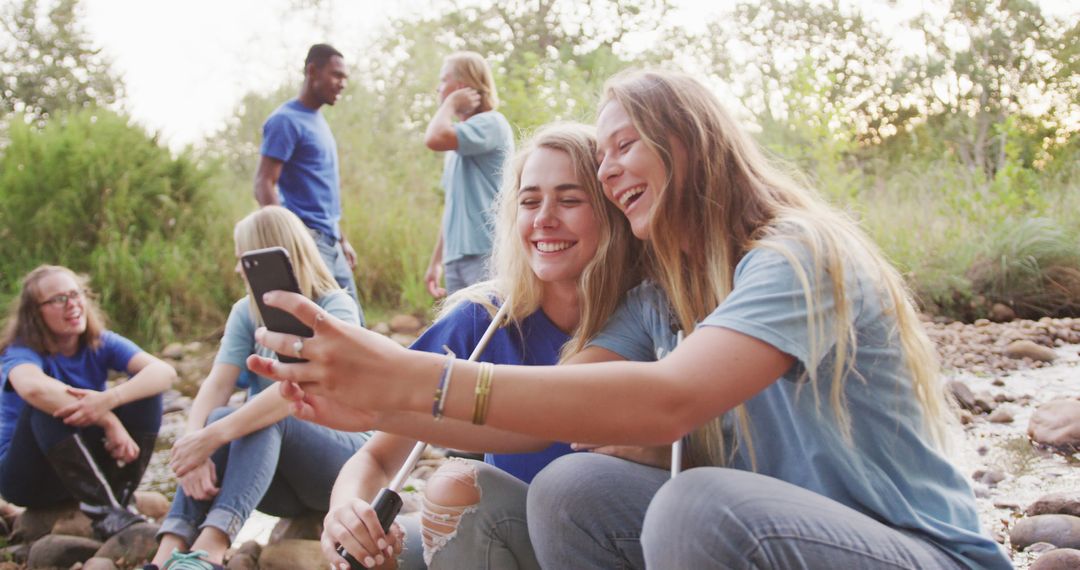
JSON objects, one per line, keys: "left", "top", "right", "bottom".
{"left": 292, "top": 338, "right": 304, "bottom": 358}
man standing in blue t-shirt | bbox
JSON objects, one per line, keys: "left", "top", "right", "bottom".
{"left": 423, "top": 51, "right": 514, "bottom": 297}
{"left": 254, "top": 43, "right": 358, "bottom": 300}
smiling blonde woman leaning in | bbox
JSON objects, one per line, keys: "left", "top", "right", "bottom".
{"left": 322, "top": 123, "right": 640, "bottom": 570}
{"left": 249, "top": 70, "right": 1010, "bottom": 570}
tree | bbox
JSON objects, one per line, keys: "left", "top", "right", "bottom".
{"left": 0, "top": 0, "right": 123, "bottom": 125}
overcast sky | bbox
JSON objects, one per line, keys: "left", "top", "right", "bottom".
{"left": 75, "top": 0, "right": 1076, "bottom": 151}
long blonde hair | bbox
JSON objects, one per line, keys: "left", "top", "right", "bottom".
{"left": 444, "top": 51, "right": 499, "bottom": 113}
{"left": 602, "top": 69, "right": 950, "bottom": 467}
{"left": 443, "top": 122, "right": 640, "bottom": 355}
{"left": 0, "top": 265, "right": 107, "bottom": 355}
{"left": 234, "top": 206, "right": 342, "bottom": 325}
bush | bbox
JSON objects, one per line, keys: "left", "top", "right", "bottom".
{"left": 0, "top": 108, "right": 241, "bottom": 347}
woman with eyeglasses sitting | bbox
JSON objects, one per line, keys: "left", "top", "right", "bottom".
{"left": 0, "top": 265, "right": 176, "bottom": 539}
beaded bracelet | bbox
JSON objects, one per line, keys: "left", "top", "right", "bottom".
{"left": 431, "top": 346, "right": 456, "bottom": 420}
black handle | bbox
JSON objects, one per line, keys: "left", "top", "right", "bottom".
{"left": 336, "top": 488, "right": 403, "bottom": 569}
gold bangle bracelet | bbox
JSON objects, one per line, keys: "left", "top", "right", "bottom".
{"left": 472, "top": 362, "right": 494, "bottom": 425}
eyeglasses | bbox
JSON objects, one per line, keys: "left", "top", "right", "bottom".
{"left": 39, "top": 289, "right": 84, "bottom": 308}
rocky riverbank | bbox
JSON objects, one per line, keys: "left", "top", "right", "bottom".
{"left": 3, "top": 314, "right": 1079, "bottom": 569}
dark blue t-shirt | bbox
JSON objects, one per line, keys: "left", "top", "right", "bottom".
{"left": 411, "top": 301, "right": 574, "bottom": 483}
{"left": 261, "top": 99, "right": 342, "bottom": 240}
{"left": 0, "top": 331, "right": 141, "bottom": 457}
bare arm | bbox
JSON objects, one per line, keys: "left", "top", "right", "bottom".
{"left": 184, "top": 363, "right": 243, "bottom": 433}
{"left": 248, "top": 293, "right": 795, "bottom": 448}
{"left": 424, "top": 98, "right": 461, "bottom": 151}
{"left": 253, "top": 155, "right": 284, "bottom": 206}
{"left": 8, "top": 363, "right": 110, "bottom": 417}
{"left": 424, "top": 230, "right": 446, "bottom": 299}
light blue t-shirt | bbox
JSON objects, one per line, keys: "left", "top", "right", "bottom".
{"left": 261, "top": 99, "right": 342, "bottom": 240}
{"left": 410, "top": 301, "right": 574, "bottom": 483}
{"left": 215, "top": 290, "right": 360, "bottom": 396}
{"left": 589, "top": 243, "right": 1011, "bottom": 570}
{"left": 0, "top": 331, "right": 141, "bottom": 457}
{"left": 441, "top": 111, "right": 513, "bottom": 263}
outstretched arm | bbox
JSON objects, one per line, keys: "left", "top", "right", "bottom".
{"left": 249, "top": 292, "right": 795, "bottom": 449}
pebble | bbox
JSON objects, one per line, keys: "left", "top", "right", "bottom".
{"left": 1028, "top": 399, "right": 1080, "bottom": 451}
{"left": 1027, "top": 492, "right": 1080, "bottom": 518}
{"left": 1010, "top": 515, "right": 1080, "bottom": 550}
{"left": 989, "top": 407, "right": 1015, "bottom": 423}
{"left": 1031, "top": 548, "right": 1080, "bottom": 570}
{"left": 389, "top": 314, "right": 424, "bottom": 334}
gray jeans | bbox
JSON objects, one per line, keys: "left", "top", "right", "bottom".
{"left": 444, "top": 255, "right": 488, "bottom": 294}
{"left": 527, "top": 453, "right": 965, "bottom": 569}
{"left": 396, "top": 460, "right": 539, "bottom": 570}
{"left": 311, "top": 229, "right": 359, "bottom": 304}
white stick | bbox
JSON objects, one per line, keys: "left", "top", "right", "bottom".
{"left": 387, "top": 298, "right": 513, "bottom": 492}
{"left": 671, "top": 330, "right": 684, "bottom": 479}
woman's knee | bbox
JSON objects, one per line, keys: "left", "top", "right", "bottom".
{"left": 421, "top": 459, "right": 482, "bottom": 561}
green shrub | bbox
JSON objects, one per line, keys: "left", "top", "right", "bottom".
{"left": 0, "top": 108, "right": 241, "bottom": 347}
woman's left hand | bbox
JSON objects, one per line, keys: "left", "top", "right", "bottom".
{"left": 571, "top": 443, "right": 672, "bottom": 469}
{"left": 170, "top": 429, "right": 220, "bottom": 477}
{"left": 55, "top": 387, "right": 116, "bottom": 427}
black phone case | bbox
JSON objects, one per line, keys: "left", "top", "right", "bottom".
{"left": 240, "top": 247, "right": 312, "bottom": 363}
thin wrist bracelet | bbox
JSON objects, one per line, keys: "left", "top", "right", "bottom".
{"left": 432, "top": 346, "right": 456, "bottom": 420}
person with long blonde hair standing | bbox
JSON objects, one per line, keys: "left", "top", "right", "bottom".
{"left": 423, "top": 51, "right": 514, "bottom": 298}
{"left": 248, "top": 70, "right": 1011, "bottom": 570}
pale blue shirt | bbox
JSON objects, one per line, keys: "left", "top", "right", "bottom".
{"left": 215, "top": 290, "right": 359, "bottom": 396}
{"left": 589, "top": 242, "right": 1011, "bottom": 570}
{"left": 441, "top": 111, "right": 513, "bottom": 263}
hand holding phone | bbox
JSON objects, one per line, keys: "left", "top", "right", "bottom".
{"left": 241, "top": 247, "right": 312, "bottom": 363}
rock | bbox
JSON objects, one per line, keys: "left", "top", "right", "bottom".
{"left": 990, "top": 303, "right": 1016, "bottom": 322}
{"left": 51, "top": 508, "right": 94, "bottom": 538}
{"left": 1027, "top": 542, "right": 1059, "bottom": 554}
{"left": 227, "top": 541, "right": 262, "bottom": 570}
{"left": 95, "top": 522, "right": 159, "bottom": 565}
{"left": 161, "top": 342, "right": 185, "bottom": 360}
{"left": 390, "top": 333, "right": 416, "bottom": 347}
{"left": 27, "top": 535, "right": 103, "bottom": 569}
{"left": 82, "top": 557, "right": 119, "bottom": 570}
{"left": 1004, "top": 340, "right": 1057, "bottom": 363}
{"left": 973, "top": 468, "right": 1006, "bottom": 487}
{"left": 134, "top": 491, "right": 170, "bottom": 520}
{"left": 1027, "top": 492, "right": 1080, "bottom": 518}
{"left": 1010, "top": 514, "right": 1080, "bottom": 550}
{"left": 371, "top": 322, "right": 391, "bottom": 335}
{"left": 1032, "top": 548, "right": 1080, "bottom": 570}
{"left": 184, "top": 341, "right": 203, "bottom": 353}
{"left": 1029, "top": 398, "right": 1080, "bottom": 451}
{"left": 0, "top": 543, "right": 29, "bottom": 564}
{"left": 993, "top": 498, "right": 1022, "bottom": 510}
{"left": 12, "top": 502, "right": 80, "bottom": 542}
{"left": 0, "top": 495, "right": 23, "bottom": 525}
{"left": 388, "top": 314, "right": 423, "bottom": 334}
{"left": 258, "top": 539, "right": 325, "bottom": 570}
{"left": 988, "top": 407, "right": 1014, "bottom": 423}
{"left": 269, "top": 512, "right": 323, "bottom": 543}
{"left": 948, "top": 380, "right": 978, "bottom": 412}
{"left": 973, "top": 390, "right": 996, "bottom": 413}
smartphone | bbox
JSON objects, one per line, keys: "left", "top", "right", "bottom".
{"left": 240, "top": 246, "right": 312, "bottom": 363}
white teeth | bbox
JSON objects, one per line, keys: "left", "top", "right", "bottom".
{"left": 536, "top": 241, "right": 572, "bottom": 253}
{"left": 619, "top": 186, "right": 644, "bottom": 207}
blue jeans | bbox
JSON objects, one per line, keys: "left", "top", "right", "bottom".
{"left": 444, "top": 255, "right": 488, "bottom": 294}
{"left": 527, "top": 453, "right": 964, "bottom": 570}
{"left": 311, "top": 229, "right": 360, "bottom": 304}
{"left": 159, "top": 406, "right": 370, "bottom": 543}
{"left": 0, "top": 395, "right": 162, "bottom": 507}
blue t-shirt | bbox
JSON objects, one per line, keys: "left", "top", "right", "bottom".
{"left": 442, "top": 111, "right": 514, "bottom": 263}
{"left": 0, "top": 331, "right": 142, "bottom": 457}
{"left": 589, "top": 244, "right": 1011, "bottom": 570}
{"left": 215, "top": 290, "right": 360, "bottom": 396}
{"left": 261, "top": 99, "right": 342, "bottom": 240}
{"left": 410, "top": 301, "right": 573, "bottom": 483}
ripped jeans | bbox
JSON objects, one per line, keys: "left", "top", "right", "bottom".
{"left": 402, "top": 458, "right": 539, "bottom": 570}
